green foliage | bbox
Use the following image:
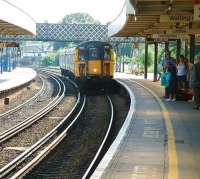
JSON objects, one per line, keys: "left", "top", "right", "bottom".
{"left": 53, "top": 41, "right": 77, "bottom": 51}
{"left": 62, "top": 13, "right": 100, "bottom": 24}
{"left": 53, "top": 42, "right": 68, "bottom": 51}
{"left": 169, "top": 41, "right": 177, "bottom": 59}
{"left": 36, "top": 51, "right": 60, "bottom": 67}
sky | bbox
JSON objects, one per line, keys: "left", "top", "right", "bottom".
{"left": 8, "top": 0, "right": 125, "bottom": 24}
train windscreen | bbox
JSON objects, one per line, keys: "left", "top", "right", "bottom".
{"left": 88, "top": 47, "right": 100, "bottom": 60}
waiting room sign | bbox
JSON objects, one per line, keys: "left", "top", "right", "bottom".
{"left": 160, "top": 15, "right": 193, "bottom": 23}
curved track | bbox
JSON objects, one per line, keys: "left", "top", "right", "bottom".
{"left": 0, "top": 72, "right": 65, "bottom": 143}
{"left": 0, "top": 75, "right": 45, "bottom": 118}
{"left": 4, "top": 94, "right": 86, "bottom": 179}
{"left": 82, "top": 95, "right": 114, "bottom": 179}
{"left": 0, "top": 71, "right": 80, "bottom": 178}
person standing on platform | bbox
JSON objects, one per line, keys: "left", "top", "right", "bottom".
{"left": 162, "top": 50, "right": 176, "bottom": 98}
{"left": 166, "top": 60, "right": 177, "bottom": 101}
{"left": 177, "top": 55, "right": 187, "bottom": 90}
{"left": 191, "top": 55, "right": 200, "bottom": 109}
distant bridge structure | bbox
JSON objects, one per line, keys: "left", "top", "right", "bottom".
{"left": 0, "top": 23, "right": 144, "bottom": 43}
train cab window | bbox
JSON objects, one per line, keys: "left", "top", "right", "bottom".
{"left": 88, "top": 47, "right": 100, "bottom": 60}
{"left": 103, "top": 46, "right": 111, "bottom": 60}
{"left": 78, "top": 47, "right": 86, "bottom": 61}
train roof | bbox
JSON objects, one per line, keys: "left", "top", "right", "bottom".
{"left": 77, "top": 41, "right": 112, "bottom": 48}
{"left": 60, "top": 41, "right": 112, "bottom": 55}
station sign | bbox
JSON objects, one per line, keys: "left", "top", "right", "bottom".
{"left": 152, "top": 34, "right": 178, "bottom": 39}
{"left": 167, "top": 28, "right": 200, "bottom": 35}
{"left": 160, "top": 14, "right": 193, "bottom": 23}
{"left": 194, "top": 4, "right": 200, "bottom": 21}
{"left": 151, "top": 34, "right": 189, "bottom": 41}
{"left": 167, "top": 29, "right": 187, "bottom": 34}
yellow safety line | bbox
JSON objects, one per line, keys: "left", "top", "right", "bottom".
{"left": 128, "top": 79, "right": 179, "bottom": 179}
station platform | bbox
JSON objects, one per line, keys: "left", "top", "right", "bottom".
{"left": 92, "top": 73, "right": 200, "bottom": 179}
{"left": 0, "top": 68, "right": 36, "bottom": 93}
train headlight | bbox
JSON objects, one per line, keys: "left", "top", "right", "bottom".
{"left": 93, "top": 68, "right": 97, "bottom": 72}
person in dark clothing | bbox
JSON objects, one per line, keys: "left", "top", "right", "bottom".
{"left": 162, "top": 50, "right": 177, "bottom": 100}
{"left": 191, "top": 55, "right": 200, "bottom": 109}
{"left": 166, "top": 63, "right": 177, "bottom": 101}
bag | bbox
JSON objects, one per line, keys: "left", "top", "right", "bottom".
{"left": 186, "top": 90, "right": 193, "bottom": 100}
{"left": 161, "top": 72, "right": 171, "bottom": 87}
{"left": 176, "top": 89, "right": 193, "bottom": 101}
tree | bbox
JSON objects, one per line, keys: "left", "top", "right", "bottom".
{"left": 53, "top": 13, "right": 101, "bottom": 51}
{"left": 62, "top": 13, "right": 100, "bottom": 24}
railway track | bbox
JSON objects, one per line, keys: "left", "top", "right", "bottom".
{"left": 0, "top": 68, "right": 128, "bottom": 179}
{"left": 14, "top": 95, "right": 112, "bottom": 179}
{"left": 0, "top": 73, "right": 57, "bottom": 134}
{"left": 82, "top": 96, "right": 114, "bottom": 179}
{"left": 0, "top": 75, "right": 45, "bottom": 118}
{"left": 0, "top": 72, "right": 65, "bottom": 143}
{"left": 0, "top": 93, "right": 85, "bottom": 179}
{"left": 0, "top": 71, "right": 80, "bottom": 178}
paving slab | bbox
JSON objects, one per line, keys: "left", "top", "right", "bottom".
{"left": 92, "top": 72, "right": 200, "bottom": 179}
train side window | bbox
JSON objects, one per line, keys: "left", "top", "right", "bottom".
{"left": 88, "top": 47, "right": 99, "bottom": 60}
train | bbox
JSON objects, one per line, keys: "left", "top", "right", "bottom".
{"left": 59, "top": 41, "right": 116, "bottom": 92}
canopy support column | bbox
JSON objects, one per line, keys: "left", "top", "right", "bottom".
{"left": 154, "top": 42, "right": 158, "bottom": 81}
{"left": 185, "top": 39, "right": 189, "bottom": 59}
{"left": 144, "top": 39, "right": 148, "bottom": 79}
{"left": 190, "top": 34, "right": 195, "bottom": 64}
{"left": 176, "top": 39, "right": 181, "bottom": 61}
{"left": 165, "top": 41, "right": 169, "bottom": 53}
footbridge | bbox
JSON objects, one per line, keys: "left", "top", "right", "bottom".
{"left": 0, "top": 23, "right": 143, "bottom": 43}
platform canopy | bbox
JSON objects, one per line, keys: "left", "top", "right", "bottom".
{"left": 108, "top": 0, "right": 200, "bottom": 39}
{"left": 0, "top": 0, "right": 36, "bottom": 35}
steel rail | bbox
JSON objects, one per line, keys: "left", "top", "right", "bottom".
{"left": 82, "top": 95, "right": 114, "bottom": 179}
{"left": 0, "top": 73, "right": 65, "bottom": 143}
{"left": 0, "top": 75, "right": 45, "bottom": 118}
{"left": 2, "top": 94, "right": 85, "bottom": 179}
{"left": 0, "top": 72, "right": 72, "bottom": 178}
